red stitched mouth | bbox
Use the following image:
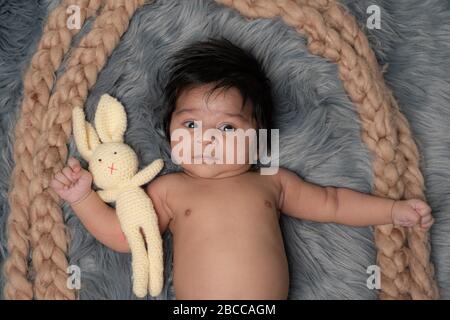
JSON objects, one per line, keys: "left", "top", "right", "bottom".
{"left": 108, "top": 163, "right": 118, "bottom": 175}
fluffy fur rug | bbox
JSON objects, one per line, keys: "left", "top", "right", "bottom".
{"left": 1, "top": 0, "right": 449, "bottom": 299}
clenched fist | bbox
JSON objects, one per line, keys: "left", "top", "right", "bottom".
{"left": 50, "top": 157, "right": 93, "bottom": 204}
{"left": 392, "top": 199, "right": 434, "bottom": 230}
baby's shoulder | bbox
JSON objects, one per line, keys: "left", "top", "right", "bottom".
{"left": 254, "top": 167, "right": 303, "bottom": 195}
{"left": 146, "top": 171, "right": 182, "bottom": 194}
{"left": 253, "top": 166, "right": 289, "bottom": 184}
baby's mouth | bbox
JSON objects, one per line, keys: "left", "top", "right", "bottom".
{"left": 193, "top": 155, "right": 218, "bottom": 162}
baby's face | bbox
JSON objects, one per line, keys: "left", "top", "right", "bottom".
{"left": 169, "top": 83, "right": 258, "bottom": 179}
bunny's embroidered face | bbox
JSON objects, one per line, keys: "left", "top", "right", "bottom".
{"left": 72, "top": 94, "right": 139, "bottom": 190}
{"left": 89, "top": 143, "right": 138, "bottom": 189}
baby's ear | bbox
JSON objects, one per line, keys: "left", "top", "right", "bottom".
{"left": 95, "top": 94, "right": 127, "bottom": 143}
{"left": 72, "top": 107, "right": 100, "bottom": 161}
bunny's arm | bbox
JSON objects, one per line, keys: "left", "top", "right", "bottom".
{"left": 130, "top": 159, "right": 164, "bottom": 187}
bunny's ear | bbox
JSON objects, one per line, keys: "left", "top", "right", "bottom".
{"left": 72, "top": 107, "right": 100, "bottom": 161}
{"left": 94, "top": 94, "right": 127, "bottom": 143}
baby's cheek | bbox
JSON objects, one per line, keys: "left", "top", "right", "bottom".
{"left": 222, "top": 139, "right": 237, "bottom": 163}
{"left": 171, "top": 135, "right": 195, "bottom": 160}
{"left": 220, "top": 136, "right": 251, "bottom": 164}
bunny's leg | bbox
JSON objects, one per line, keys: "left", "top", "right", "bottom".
{"left": 141, "top": 207, "right": 164, "bottom": 297}
{"left": 126, "top": 229, "right": 150, "bottom": 298}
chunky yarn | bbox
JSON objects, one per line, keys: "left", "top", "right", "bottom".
{"left": 3, "top": 0, "right": 104, "bottom": 300}
{"left": 29, "top": 0, "right": 149, "bottom": 300}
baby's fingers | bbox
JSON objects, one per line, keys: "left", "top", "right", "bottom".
{"left": 414, "top": 200, "right": 432, "bottom": 217}
{"left": 50, "top": 178, "right": 65, "bottom": 192}
{"left": 420, "top": 214, "right": 433, "bottom": 224}
{"left": 421, "top": 217, "right": 434, "bottom": 230}
{"left": 62, "top": 167, "right": 76, "bottom": 183}
{"left": 54, "top": 172, "right": 71, "bottom": 189}
{"left": 68, "top": 157, "right": 81, "bottom": 173}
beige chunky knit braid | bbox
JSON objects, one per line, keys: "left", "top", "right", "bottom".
{"left": 3, "top": 0, "right": 103, "bottom": 300}
{"left": 27, "top": 0, "right": 148, "bottom": 300}
{"left": 300, "top": 0, "right": 438, "bottom": 299}
{"left": 292, "top": 0, "right": 438, "bottom": 300}
{"left": 215, "top": 0, "right": 439, "bottom": 299}
{"left": 300, "top": 0, "right": 438, "bottom": 300}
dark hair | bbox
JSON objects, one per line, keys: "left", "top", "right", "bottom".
{"left": 161, "top": 37, "right": 273, "bottom": 153}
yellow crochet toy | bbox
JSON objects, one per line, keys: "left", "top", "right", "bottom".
{"left": 72, "top": 94, "right": 164, "bottom": 298}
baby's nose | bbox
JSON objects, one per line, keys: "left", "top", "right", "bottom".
{"left": 196, "top": 135, "right": 217, "bottom": 145}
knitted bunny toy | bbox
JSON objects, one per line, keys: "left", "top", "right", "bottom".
{"left": 72, "top": 94, "right": 164, "bottom": 298}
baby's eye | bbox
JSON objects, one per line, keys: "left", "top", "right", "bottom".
{"left": 218, "top": 124, "right": 236, "bottom": 132}
{"left": 183, "top": 120, "right": 198, "bottom": 129}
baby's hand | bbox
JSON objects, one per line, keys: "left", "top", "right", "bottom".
{"left": 50, "top": 157, "right": 93, "bottom": 204}
{"left": 391, "top": 199, "right": 434, "bottom": 230}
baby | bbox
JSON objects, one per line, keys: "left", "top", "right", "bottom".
{"left": 51, "top": 38, "right": 434, "bottom": 300}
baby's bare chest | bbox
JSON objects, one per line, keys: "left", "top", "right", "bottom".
{"left": 166, "top": 175, "right": 280, "bottom": 234}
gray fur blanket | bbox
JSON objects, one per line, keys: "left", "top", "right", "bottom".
{"left": 1, "top": 0, "right": 449, "bottom": 299}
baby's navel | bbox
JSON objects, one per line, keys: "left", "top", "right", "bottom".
{"left": 185, "top": 209, "right": 192, "bottom": 216}
{"left": 264, "top": 200, "right": 273, "bottom": 209}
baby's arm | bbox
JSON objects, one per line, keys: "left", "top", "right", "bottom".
{"left": 146, "top": 175, "right": 174, "bottom": 235}
{"left": 50, "top": 157, "right": 131, "bottom": 253}
{"left": 71, "top": 191, "right": 130, "bottom": 253}
{"left": 276, "top": 168, "right": 434, "bottom": 229}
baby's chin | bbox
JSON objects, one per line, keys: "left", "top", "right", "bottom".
{"left": 180, "top": 163, "right": 252, "bottom": 179}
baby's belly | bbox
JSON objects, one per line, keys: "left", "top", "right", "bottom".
{"left": 171, "top": 217, "right": 289, "bottom": 300}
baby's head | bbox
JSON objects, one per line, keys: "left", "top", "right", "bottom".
{"left": 162, "top": 38, "right": 273, "bottom": 179}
